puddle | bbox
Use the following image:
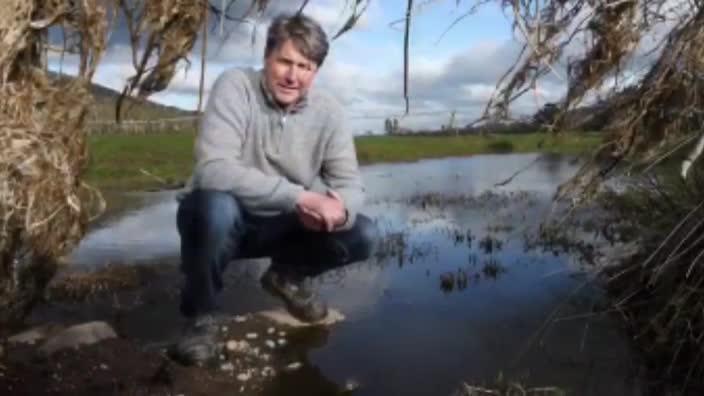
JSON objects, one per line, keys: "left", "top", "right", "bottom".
{"left": 52, "top": 153, "right": 641, "bottom": 395}
{"left": 67, "top": 190, "right": 182, "bottom": 265}
{"left": 68, "top": 153, "right": 576, "bottom": 266}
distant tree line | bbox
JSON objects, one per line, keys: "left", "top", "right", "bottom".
{"left": 380, "top": 99, "right": 618, "bottom": 136}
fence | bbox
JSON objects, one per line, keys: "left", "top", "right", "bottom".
{"left": 86, "top": 116, "right": 199, "bottom": 135}
{"left": 85, "top": 110, "right": 485, "bottom": 135}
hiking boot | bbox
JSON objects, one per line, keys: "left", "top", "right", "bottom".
{"left": 260, "top": 269, "right": 329, "bottom": 323}
{"left": 170, "top": 314, "right": 221, "bottom": 366}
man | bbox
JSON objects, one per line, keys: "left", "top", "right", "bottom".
{"left": 172, "top": 13, "right": 377, "bottom": 365}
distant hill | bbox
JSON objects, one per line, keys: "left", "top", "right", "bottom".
{"left": 49, "top": 72, "right": 198, "bottom": 134}
{"left": 86, "top": 80, "right": 196, "bottom": 122}
{"left": 52, "top": 73, "right": 202, "bottom": 134}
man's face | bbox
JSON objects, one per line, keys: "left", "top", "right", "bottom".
{"left": 264, "top": 39, "right": 319, "bottom": 108}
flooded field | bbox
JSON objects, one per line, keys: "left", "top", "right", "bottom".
{"left": 16, "top": 154, "right": 643, "bottom": 395}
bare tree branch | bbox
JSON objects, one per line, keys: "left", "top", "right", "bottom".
{"left": 403, "top": 0, "right": 414, "bottom": 115}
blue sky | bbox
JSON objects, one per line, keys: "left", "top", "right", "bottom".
{"left": 49, "top": 0, "right": 565, "bottom": 134}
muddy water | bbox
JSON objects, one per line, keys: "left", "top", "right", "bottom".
{"left": 61, "top": 153, "right": 641, "bottom": 395}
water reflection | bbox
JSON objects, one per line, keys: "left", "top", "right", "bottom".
{"left": 260, "top": 327, "right": 343, "bottom": 396}
{"left": 69, "top": 191, "right": 182, "bottom": 266}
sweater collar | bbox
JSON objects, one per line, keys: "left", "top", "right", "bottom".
{"left": 259, "top": 70, "right": 308, "bottom": 114}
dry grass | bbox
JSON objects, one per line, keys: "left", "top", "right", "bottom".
{"left": 0, "top": 0, "right": 206, "bottom": 325}
{"left": 0, "top": 0, "right": 108, "bottom": 324}
{"left": 595, "top": 169, "right": 704, "bottom": 391}
{"left": 463, "top": 0, "right": 704, "bottom": 387}
{"left": 115, "top": 0, "right": 205, "bottom": 119}
{"left": 47, "top": 264, "right": 163, "bottom": 301}
{"left": 453, "top": 381, "right": 564, "bottom": 396}
{"left": 459, "top": 0, "right": 704, "bottom": 202}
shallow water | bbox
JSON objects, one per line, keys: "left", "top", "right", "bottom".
{"left": 63, "top": 153, "right": 641, "bottom": 395}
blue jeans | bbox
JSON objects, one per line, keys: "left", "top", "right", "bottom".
{"left": 176, "top": 189, "right": 378, "bottom": 318}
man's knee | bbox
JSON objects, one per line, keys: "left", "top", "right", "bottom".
{"left": 177, "top": 189, "right": 244, "bottom": 237}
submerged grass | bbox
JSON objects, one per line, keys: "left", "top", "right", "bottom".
{"left": 85, "top": 131, "right": 601, "bottom": 190}
{"left": 586, "top": 162, "right": 704, "bottom": 393}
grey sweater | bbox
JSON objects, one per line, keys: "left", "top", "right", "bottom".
{"left": 188, "top": 67, "right": 364, "bottom": 229}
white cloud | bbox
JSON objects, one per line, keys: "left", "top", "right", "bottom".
{"left": 47, "top": 2, "right": 568, "bottom": 134}
{"left": 48, "top": 0, "right": 696, "bottom": 135}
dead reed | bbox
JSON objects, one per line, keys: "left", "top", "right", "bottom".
{"left": 0, "top": 0, "right": 206, "bottom": 324}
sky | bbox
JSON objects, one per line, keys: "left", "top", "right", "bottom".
{"left": 47, "top": 0, "right": 578, "bottom": 134}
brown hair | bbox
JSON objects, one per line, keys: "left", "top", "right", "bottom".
{"left": 265, "top": 13, "right": 329, "bottom": 66}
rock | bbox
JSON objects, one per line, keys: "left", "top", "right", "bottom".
{"left": 261, "top": 366, "right": 276, "bottom": 377}
{"left": 278, "top": 331, "right": 287, "bottom": 337}
{"left": 236, "top": 371, "right": 251, "bottom": 382}
{"left": 257, "top": 308, "right": 345, "bottom": 327}
{"left": 285, "top": 362, "right": 302, "bottom": 371}
{"left": 452, "top": 383, "right": 476, "bottom": 396}
{"left": 226, "top": 340, "right": 236, "bottom": 351}
{"left": 277, "top": 338, "right": 287, "bottom": 346}
{"left": 99, "top": 363, "right": 109, "bottom": 371}
{"left": 265, "top": 340, "right": 276, "bottom": 349}
{"left": 234, "top": 315, "right": 247, "bottom": 323}
{"left": 39, "top": 321, "right": 117, "bottom": 355}
{"left": 245, "top": 332, "right": 258, "bottom": 340}
{"left": 226, "top": 340, "right": 252, "bottom": 354}
{"left": 8, "top": 329, "right": 42, "bottom": 345}
{"left": 220, "top": 362, "right": 234, "bottom": 372}
{"left": 267, "top": 327, "right": 275, "bottom": 335}
{"left": 8, "top": 324, "right": 64, "bottom": 345}
{"left": 344, "top": 379, "right": 361, "bottom": 392}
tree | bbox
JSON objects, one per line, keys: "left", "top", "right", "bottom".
{"left": 384, "top": 118, "right": 393, "bottom": 135}
{"left": 532, "top": 103, "right": 559, "bottom": 128}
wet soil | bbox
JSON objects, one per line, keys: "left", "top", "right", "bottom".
{"left": 1, "top": 316, "right": 351, "bottom": 396}
{"left": 1, "top": 263, "right": 358, "bottom": 395}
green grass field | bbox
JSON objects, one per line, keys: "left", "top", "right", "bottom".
{"left": 85, "top": 132, "right": 602, "bottom": 190}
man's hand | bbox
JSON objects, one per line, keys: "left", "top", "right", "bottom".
{"left": 296, "top": 191, "right": 346, "bottom": 232}
{"left": 298, "top": 205, "right": 324, "bottom": 231}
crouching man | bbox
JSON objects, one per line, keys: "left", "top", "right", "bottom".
{"left": 172, "top": 13, "right": 377, "bottom": 365}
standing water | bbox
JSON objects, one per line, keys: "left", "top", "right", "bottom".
{"left": 61, "top": 153, "right": 641, "bottom": 395}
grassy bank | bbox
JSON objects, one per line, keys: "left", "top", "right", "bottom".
{"left": 355, "top": 132, "right": 599, "bottom": 163}
{"left": 85, "top": 132, "right": 601, "bottom": 190}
